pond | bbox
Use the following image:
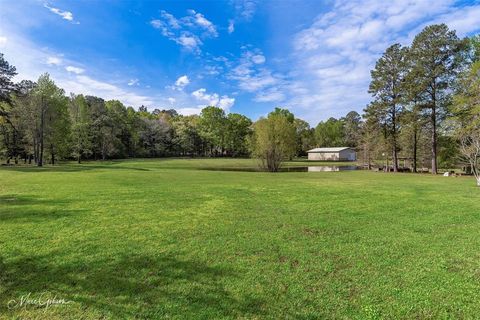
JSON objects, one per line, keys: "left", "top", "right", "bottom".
{"left": 306, "top": 165, "right": 359, "bottom": 172}
{"left": 199, "top": 165, "right": 360, "bottom": 172}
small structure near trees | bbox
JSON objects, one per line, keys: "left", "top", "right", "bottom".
{"left": 307, "top": 147, "right": 356, "bottom": 161}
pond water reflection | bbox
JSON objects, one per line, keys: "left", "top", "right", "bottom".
{"left": 306, "top": 166, "right": 359, "bottom": 172}
{"left": 199, "top": 165, "right": 360, "bottom": 172}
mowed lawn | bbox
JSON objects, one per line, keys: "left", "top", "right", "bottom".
{"left": 1, "top": 158, "right": 480, "bottom": 319}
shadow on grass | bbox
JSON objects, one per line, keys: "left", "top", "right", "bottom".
{"left": 0, "top": 253, "right": 265, "bottom": 318}
{"left": 0, "top": 164, "right": 150, "bottom": 173}
{"left": 0, "top": 195, "right": 85, "bottom": 222}
{"left": 197, "top": 166, "right": 313, "bottom": 173}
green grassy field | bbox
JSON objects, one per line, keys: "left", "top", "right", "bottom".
{"left": 1, "top": 158, "right": 479, "bottom": 319}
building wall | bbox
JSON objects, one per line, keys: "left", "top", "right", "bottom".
{"left": 308, "top": 150, "right": 356, "bottom": 161}
{"left": 339, "top": 149, "right": 356, "bottom": 161}
{"left": 308, "top": 152, "right": 340, "bottom": 161}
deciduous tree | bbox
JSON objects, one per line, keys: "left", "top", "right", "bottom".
{"left": 225, "top": 113, "right": 252, "bottom": 157}
{"left": 452, "top": 61, "right": 480, "bottom": 185}
{"left": 294, "top": 118, "right": 314, "bottom": 156}
{"left": 250, "top": 111, "right": 296, "bottom": 172}
{"left": 342, "top": 111, "right": 362, "bottom": 148}
{"left": 315, "top": 117, "right": 345, "bottom": 147}
{"left": 199, "top": 106, "right": 227, "bottom": 156}
{"left": 69, "top": 94, "right": 92, "bottom": 163}
{"left": 33, "top": 74, "right": 68, "bottom": 166}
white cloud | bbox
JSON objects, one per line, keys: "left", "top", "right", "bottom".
{"left": 218, "top": 97, "right": 235, "bottom": 110}
{"left": 150, "top": 20, "right": 163, "bottom": 30}
{"left": 427, "top": 5, "right": 480, "bottom": 36}
{"left": 44, "top": 4, "right": 78, "bottom": 23}
{"left": 254, "top": 88, "right": 285, "bottom": 102}
{"left": 234, "top": 0, "right": 257, "bottom": 21}
{"left": 159, "top": 11, "right": 181, "bottom": 29}
{"left": 64, "top": 75, "right": 153, "bottom": 107}
{"left": 128, "top": 79, "right": 139, "bottom": 86}
{"left": 46, "top": 56, "right": 62, "bottom": 65}
{"left": 168, "top": 97, "right": 176, "bottom": 104}
{"left": 176, "top": 107, "right": 204, "bottom": 116}
{"left": 203, "top": 65, "right": 221, "bottom": 76}
{"left": 176, "top": 34, "right": 202, "bottom": 51}
{"left": 226, "top": 48, "right": 286, "bottom": 100}
{"left": 150, "top": 9, "right": 217, "bottom": 52}
{"left": 191, "top": 88, "right": 235, "bottom": 111}
{"left": 228, "top": 20, "right": 235, "bottom": 34}
{"left": 171, "top": 75, "right": 190, "bottom": 90}
{"left": 65, "top": 65, "right": 84, "bottom": 74}
{"left": 188, "top": 9, "right": 218, "bottom": 36}
{"left": 191, "top": 88, "right": 209, "bottom": 100}
{"left": 0, "top": 36, "right": 7, "bottom": 47}
{"left": 237, "top": 69, "right": 279, "bottom": 92}
{"left": 251, "top": 54, "right": 265, "bottom": 64}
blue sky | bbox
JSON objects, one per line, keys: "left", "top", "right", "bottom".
{"left": 1, "top": 0, "right": 479, "bottom": 125}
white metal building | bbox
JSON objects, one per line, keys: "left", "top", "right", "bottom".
{"left": 307, "top": 147, "right": 356, "bottom": 161}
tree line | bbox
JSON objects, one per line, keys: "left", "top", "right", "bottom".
{"left": 363, "top": 24, "right": 479, "bottom": 176}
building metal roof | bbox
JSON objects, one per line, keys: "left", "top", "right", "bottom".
{"left": 307, "top": 147, "right": 353, "bottom": 153}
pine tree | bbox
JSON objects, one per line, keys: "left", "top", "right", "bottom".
{"left": 368, "top": 44, "right": 408, "bottom": 172}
